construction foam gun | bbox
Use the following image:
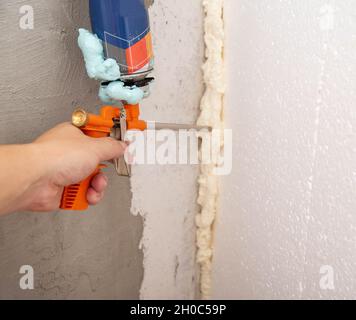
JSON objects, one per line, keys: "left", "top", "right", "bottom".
{"left": 60, "top": 0, "right": 210, "bottom": 211}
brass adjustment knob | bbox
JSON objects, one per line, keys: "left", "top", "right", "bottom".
{"left": 72, "top": 108, "right": 88, "bottom": 128}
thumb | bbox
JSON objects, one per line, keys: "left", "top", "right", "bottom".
{"left": 90, "top": 137, "right": 128, "bottom": 162}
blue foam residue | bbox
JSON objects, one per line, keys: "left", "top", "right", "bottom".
{"left": 78, "top": 28, "right": 145, "bottom": 104}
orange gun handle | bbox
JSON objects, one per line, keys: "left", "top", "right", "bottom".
{"left": 60, "top": 166, "right": 101, "bottom": 211}
{"left": 59, "top": 104, "right": 142, "bottom": 211}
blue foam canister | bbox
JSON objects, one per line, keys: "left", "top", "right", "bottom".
{"left": 89, "top": 0, "right": 154, "bottom": 77}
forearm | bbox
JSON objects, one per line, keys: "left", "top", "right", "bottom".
{"left": 0, "top": 144, "right": 44, "bottom": 215}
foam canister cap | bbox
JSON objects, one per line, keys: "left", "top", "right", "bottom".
{"left": 89, "top": 0, "right": 154, "bottom": 76}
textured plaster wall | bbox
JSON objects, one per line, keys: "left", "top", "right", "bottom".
{"left": 213, "top": 0, "right": 356, "bottom": 299}
{"left": 131, "top": 0, "right": 204, "bottom": 299}
{"left": 0, "top": 0, "right": 143, "bottom": 299}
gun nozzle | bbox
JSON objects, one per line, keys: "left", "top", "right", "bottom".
{"left": 72, "top": 109, "right": 88, "bottom": 127}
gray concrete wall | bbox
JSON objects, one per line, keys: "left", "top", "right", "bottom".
{"left": 0, "top": 0, "right": 143, "bottom": 299}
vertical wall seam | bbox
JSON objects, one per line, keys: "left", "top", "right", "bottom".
{"left": 196, "top": 0, "right": 225, "bottom": 300}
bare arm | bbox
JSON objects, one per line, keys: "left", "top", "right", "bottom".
{"left": 0, "top": 123, "right": 126, "bottom": 216}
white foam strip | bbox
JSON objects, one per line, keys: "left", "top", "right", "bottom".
{"left": 196, "top": 0, "right": 225, "bottom": 300}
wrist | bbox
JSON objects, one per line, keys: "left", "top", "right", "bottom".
{"left": 16, "top": 143, "right": 53, "bottom": 212}
{"left": 0, "top": 143, "right": 47, "bottom": 215}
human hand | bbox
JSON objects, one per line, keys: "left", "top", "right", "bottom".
{"left": 22, "top": 123, "right": 126, "bottom": 212}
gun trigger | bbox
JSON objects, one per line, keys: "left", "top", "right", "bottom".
{"left": 111, "top": 108, "right": 131, "bottom": 177}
